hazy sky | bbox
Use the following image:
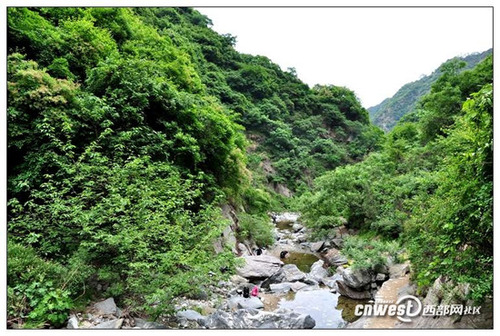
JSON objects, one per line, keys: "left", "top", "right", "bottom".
{"left": 197, "top": 7, "right": 492, "bottom": 108}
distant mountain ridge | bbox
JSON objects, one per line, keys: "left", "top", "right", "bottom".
{"left": 368, "top": 49, "right": 492, "bottom": 131}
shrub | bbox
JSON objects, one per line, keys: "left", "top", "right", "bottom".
{"left": 341, "top": 236, "right": 401, "bottom": 272}
{"left": 8, "top": 242, "right": 77, "bottom": 328}
{"left": 237, "top": 213, "right": 274, "bottom": 247}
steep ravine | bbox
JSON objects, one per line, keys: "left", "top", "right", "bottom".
{"left": 66, "top": 212, "right": 487, "bottom": 330}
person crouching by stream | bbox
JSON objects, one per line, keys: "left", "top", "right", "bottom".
{"left": 242, "top": 285, "right": 259, "bottom": 298}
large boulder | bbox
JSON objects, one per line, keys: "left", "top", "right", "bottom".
{"left": 341, "top": 267, "right": 372, "bottom": 289}
{"left": 228, "top": 296, "right": 264, "bottom": 310}
{"left": 321, "top": 274, "right": 342, "bottom": 289}
{"left": 308, "top": 260, "right": 328, "bottom": 281}
{"left": 237, "top": 243, "right": 251, "bottom": 256}
{"left": 289, "top": 282, "right": 309, "bottom": 292}
{"left": 261, "top": 264, "right": 305, "bottom": 288}
{"left": 134, "top": 318, "right": 167, "bottom": 329}
{"left": 176, "top": 310, "right": 207, "bottom": 327}
{"left": 93, "top": 298, "right": 119, "bottom": 316}
{"left": 67, "top": 315, "right": 79, "bottom": 329}
{"left": 322, "top": 248, "right": 348, "bottom": 267}
{"left": 336, "top": 280, "right": 371, "bottom": 300}
{"left": 270, "top": 283, "right": 292, "bottom": 293}
{"left": 281, "top": 264, "right": 306, "bottom": 282}
{"left": 310, "top": 241, "right": 324, "bottom": 252}
{"left": 204, "top": 310, "right": 242, "bottom": 329}
{"left": 389, "top": 263, "right": 410, "bottom": 279}
{"left": 229, "top": 274, "right": 249, "bottom": 286}
{"left": 237, "top": 255, "right": 284, "bottom": 279}
{"left": 92, "top": 318, "right": 124, "bottom": 329}
{"left": 205, "top": 308, "right": 315, "bottom": 329}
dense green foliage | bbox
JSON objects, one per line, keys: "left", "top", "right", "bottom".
{"left": 132, "top": 8, "right": 383, "bottom": 192}
{"left": 8, "top": 6, "right": 492, "bottom": 328}
{"left": 301, "top": 56, "right": 493, "bottom": 300}
{"left": 7, "top": 7, "right": 382, "bottom": 327}
{"left": 341, "top": 236, "right": 401, "bottom": 272}
{"left": 368, "top": 49, "right": 491, "bottom": 131}
{"left": 8, "top": 243, "right": 87, "bottom": 328}
{"left": 7, "top": 7, "right": 245, "bottom": 326}
{"left": 300, "top": 55, "right": 493, "bottom": 301}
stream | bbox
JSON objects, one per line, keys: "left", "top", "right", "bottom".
{"left": 71, "top": 211, "right": 410, "bottom": 329}
{"left": 259, "top": 213, "right": 365, "bottom": 328}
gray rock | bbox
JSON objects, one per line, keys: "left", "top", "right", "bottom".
{"left": 322, "top": 248, "right": 348, "bottom": 266}
{"left": 237, "top": 255, "right": 283, "bottom": 279}
{"left": 376, "top": 273, "right": 387, "bottom": 282}
{"left": 292, "top": 223, "right": 304, "bottom": 232}
{"left": 228, "top": 296, "right": 264, "bottom": 310}
{"left": 302, "top": 275, "right": 319, "bottom": 286}
{"left": 176, "top": 310, "right": 206, "bottom": 328}
{"left": 299, "top": 284, "right": 321, "bottom": 291}
{"left": 281, "top": 264, "right": 306, "bottom": 282}
{"left": 134, "top": 318, "right": 167, "bottom": 329}
{"left": 342, "top": 267, "right": 372, "bottom": 289}
{"left": 310, "top": 241, "right": 324, "bottom": 252}
{"left": 295, "top": 234, "right": 308, "bottom": 243}
{"left": 92, "top": 318, "right": 123, "bottom": 329}
{"left": 93, "top": 298, "right": 118, "bottom": 316}
{"left": 397, "top": 283, "right": 417, "bottom": 297}
{"left": 274, "top": 213, "right": 300, "bottom": 225}
{"left": 261, "top": 272, "right": 284, "bottom": 289}
{"left": 205, "top": 308, "right": 315, "bottom": 329}
{"left": 261, "top": 264, "right": 306, "bottom": 289}
{"left": 275, "top": 184, "right": 293, "bottom": 198}
{"left": 229, "top": 274, "right": 249, "bottom": 285}
{"left": 238, "top": 243, "right": 251, "bottom": 256}
{"left": 336, "top": 280, "right": 372, "bottom": 300}
{"left": 422, "top": 275, "right": 446, "bottom": 306}
{"left": 331, "top": 238, "right": 344, "bottom": 249}
{"left": 309, "top": 260, "right": 328, "bottom": 281}
{"left": 205, "top": 310, "right": 235, "bottom": 329}
{"left": 321, "top": 274, "right": 342, "bottom": 289}
{"left": 389, "top": 263, "right": 410, "bottom": 278}
{"left": 300, "top": 242, "right": 310, "bottom": 249}
{"left": 67, "top": 315, "right": 79, "bottom": 329}
{"left": 177, "top": 309, "right": 205, "bottom": 322}
{"left": 270, "top": 283, "right": 292, "bottom": 293}
{"left": 289, "top": 282, "right": 309, "bottom": 292}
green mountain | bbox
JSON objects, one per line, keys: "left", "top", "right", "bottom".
{"left": 7, "top": 7, "right": 493, "bottom": 329}
{"left": 7, "top": 7, "right": 382, "bottom": 326}
{"left": 368, "top": 49, "right": 492, "bottom": 131}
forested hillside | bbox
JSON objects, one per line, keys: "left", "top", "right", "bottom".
{"left": 300, "top": 53, "right": 493, "bottom": 301}
{"left": 368, "top": 49, "right": 492, "bottom": 131}
{"left": 7, "top": 7, "right": 382, "bottom": 328}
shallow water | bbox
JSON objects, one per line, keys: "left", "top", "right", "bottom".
{"left": 265, "top": 212, "right": 366, "bottom": 328}
{"left": 275, "top": 220, "right": 294, "bottom": 231}
{"left": 266, "top": 288, "right": 364, "bottom": 328}
{"left": 282, "top": 251, "right": 319, "bottom": 272}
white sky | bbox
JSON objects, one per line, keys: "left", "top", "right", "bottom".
{"left": 197, "top": 7, "right": 492, "bottom": 108}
